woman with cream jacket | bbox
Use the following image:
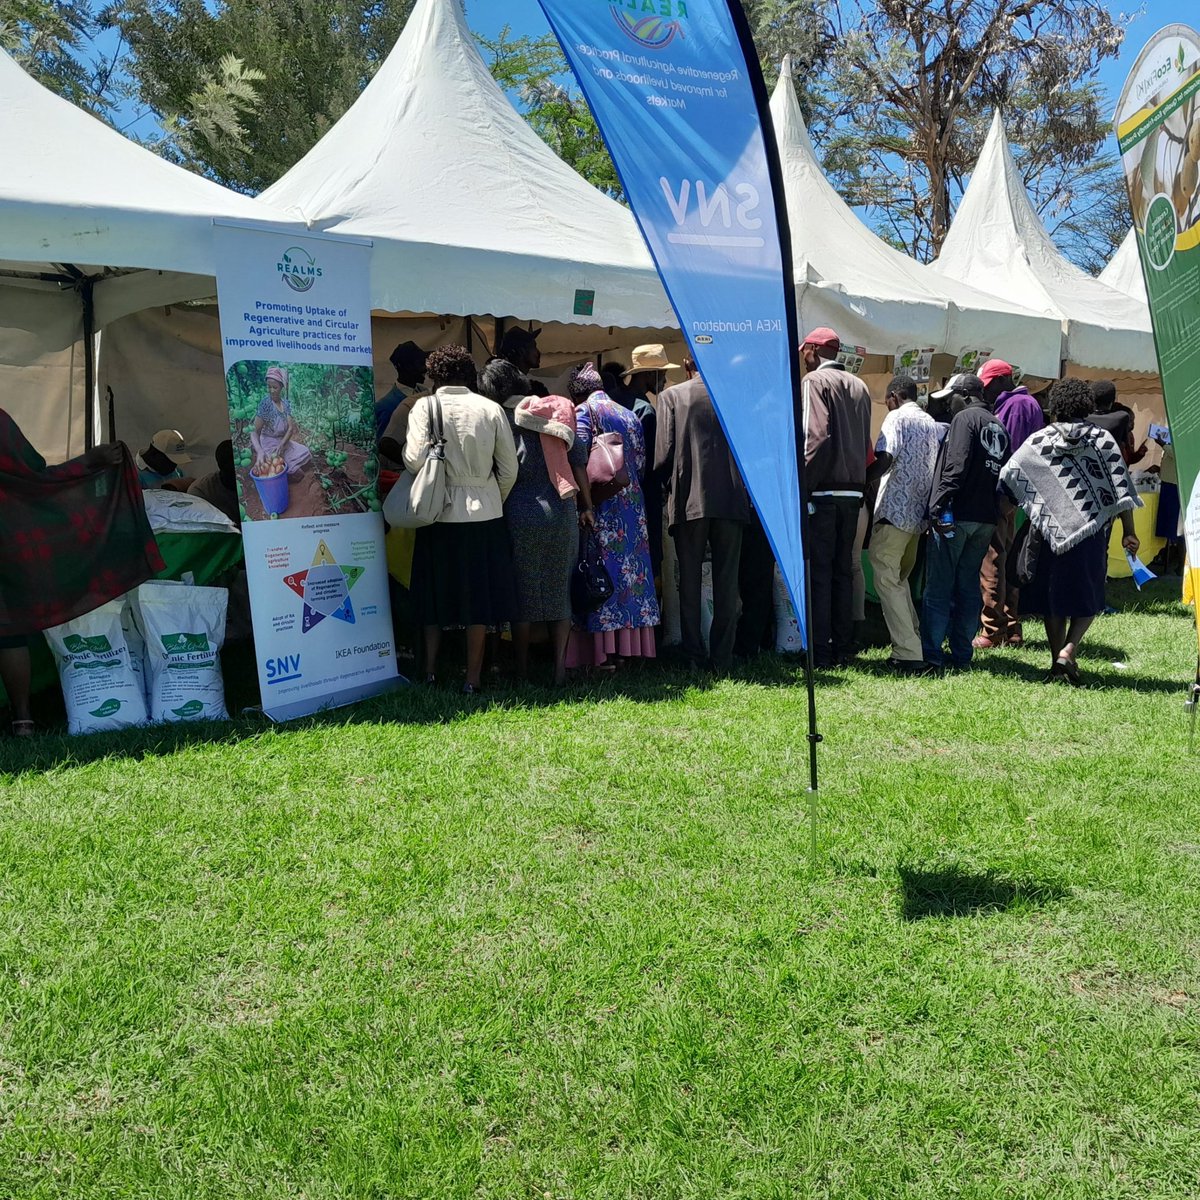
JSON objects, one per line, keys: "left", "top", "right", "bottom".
{"left": 404, "top": 344, "right": 518, "bottom": 692}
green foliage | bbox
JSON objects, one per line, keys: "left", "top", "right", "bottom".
{"left": 818, "top": 0, "right": 1128, "bottom": 262}
{"left": 114, "top": 0, "right": 416, "bottom": 191}
{"left": 0, "top": 0, "right": 120, "bottom": 113}
{"left": 478, "top": 25, "right": 623, "bottom": 201}
{"left": 223, "top": 360, "right": 375, "bottom": 459}
{"left": 1, "top": 584, "right": 1199, "bottom": 1194}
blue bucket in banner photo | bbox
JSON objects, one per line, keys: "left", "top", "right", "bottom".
{"left": 250, "top": 465, "right": 290, "bottom": 516}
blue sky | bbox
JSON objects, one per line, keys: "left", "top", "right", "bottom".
{"left": 465, "top": 0, "right": 1190, "bottom": 162}
{"left": 107, "top": 0, "right": 1190, "bottom": 162}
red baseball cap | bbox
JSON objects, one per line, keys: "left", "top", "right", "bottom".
{"left": 978, "top": 358, "right": 1013, "bottom": 386}
{"left": 801, "top": 326, "right": 840, "bottom": 352}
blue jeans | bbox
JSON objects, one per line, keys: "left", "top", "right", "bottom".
{"left": 921, "top": 520, "right": 995, "bottom": 666}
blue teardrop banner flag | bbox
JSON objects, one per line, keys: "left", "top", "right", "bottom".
{"left": 537, "top": 0, "right": 808, "bottom": 645}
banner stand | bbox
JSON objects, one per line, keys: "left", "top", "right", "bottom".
{"left": 1114, "top": 24, "right": 1200, "bottom": 742}
{"left": 724, "top": 0, "right": 824, "bottom": 840}
{"left": 213, "top": 221, "right": 401, "bottom": 722}
{"left": 537, "top": 0, "right": 821, "bottom": 836}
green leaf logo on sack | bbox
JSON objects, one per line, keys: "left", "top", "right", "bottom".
{"left": 88, "top": 698, "right": 122, "bottom": 719}
{"left": 161, "top": 633, "right": 211, "bottom": 654}
{"left": 63, "top": 633, "right": 112, "bottom": 655}
{"left": 171, "top": 699, "right": 205, "bottom": 718}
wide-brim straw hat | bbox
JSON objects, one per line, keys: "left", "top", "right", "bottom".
{"left": 623, "top": 344, "right": 681, "bottom": 379}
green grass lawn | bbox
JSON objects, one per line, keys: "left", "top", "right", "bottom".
{"left": 2, "top": 580, "right": 1199, "bottom": 1199}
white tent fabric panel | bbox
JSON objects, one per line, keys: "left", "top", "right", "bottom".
{"left": 259, "top": 0, "right": 675, "bottom": 330}
{"left": 1099, "top": 229, "right": 1150, "bottom": 304}
{"left": 933, "top": 112, "right": 1156, "bottom": 374}
{"left": 769, "top": 68, "right": 1062, "bottom": 376}
{"left": 0, "top": 49, "right": 301, "bottom": 281}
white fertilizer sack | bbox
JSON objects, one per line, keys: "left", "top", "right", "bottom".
{"left": 133, "top": 582, "right": 229, "bottom": 722}
{"left": 45, "top": 599, "right": 149, "bottom": 735}
{"left": 141, "top": 490, "right": 238, "bottom": 534}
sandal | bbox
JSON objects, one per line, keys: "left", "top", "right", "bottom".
{"left": 1045, "top": 658, "right": 1080, "bottom": 687}
{"left": 1056, "top": 656, "right": 1081, "bottom": 686}
{"left": 11, "top": 719, "right": 34, "bottom": 738}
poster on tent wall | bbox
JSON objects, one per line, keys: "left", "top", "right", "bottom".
{"left": 212, "top": 221, "right": 398, "bottom": 721}
{"left": 1115, "top": 25, "right": 1200, "bottom": 654}
{"left": 537, "top": 0, "right": 807, "bottom": 641}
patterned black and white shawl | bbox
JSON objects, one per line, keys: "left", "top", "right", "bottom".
{"left": 999, "top": 422, "right": 1141, "bottom": 554}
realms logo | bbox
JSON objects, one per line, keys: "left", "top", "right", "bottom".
{"left": 610, "top": 0, "right": 687, "bottom": 50}
{"left": 278, "top": 246, "right": 322, "bottom": 293}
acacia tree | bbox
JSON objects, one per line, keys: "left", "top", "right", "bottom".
{"left": 114, "top": 0, "right": 415, "bottom": 191}
{"left": 0, "top": 0, "right": 121, "bottom": 112}
{"left": 822, "top": 0, "right": 1127, "bottom": 261}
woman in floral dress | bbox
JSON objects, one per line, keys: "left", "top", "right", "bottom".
{"left": 566, "top": 363, "right": 660, "bottom": 669}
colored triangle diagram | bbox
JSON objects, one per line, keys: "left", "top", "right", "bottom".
{"left": 284, "top": 569, "right": 310, "bottom": 599}
{"left": 302, "top": 603, "right": 328, "bottom": 632}
{"left": 312, "top": 539, "right": 338, "bottom": 567}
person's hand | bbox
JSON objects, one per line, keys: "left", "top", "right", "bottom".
{"left": 1122, "top": 534, "right": 1140, "bottom": 556}
{"left": 578, "top": 507, "right": 596, "bottom": 531}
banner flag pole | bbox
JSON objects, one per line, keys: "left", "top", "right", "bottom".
{"left": 536, "top": 0, "right": 822, "bottom": 815}
{"left": 1114, "top": 25, "right": 1200, "bottom": 741}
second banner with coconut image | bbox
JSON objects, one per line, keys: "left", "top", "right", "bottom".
{"left": 213, "top": 221, "right": 398, "bottom": 721}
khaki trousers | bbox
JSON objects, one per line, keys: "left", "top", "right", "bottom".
{"left": 868, "top": 521, "right": 922, "bottom": 663}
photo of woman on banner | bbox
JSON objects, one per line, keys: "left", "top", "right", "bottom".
{"left": 252, "top": 366, "right": 312, "bottom": 479}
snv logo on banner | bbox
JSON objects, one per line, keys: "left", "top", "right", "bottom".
{"left": 611, "top": 0, "right": 689, "bottom": 48}
{"left": 660, "top": 177, "right": 764, "bottom": 247}
{"left": 278, "top": 246, "right": 323, "bottom": 293}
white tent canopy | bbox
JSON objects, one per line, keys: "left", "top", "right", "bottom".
{"left": 769, "top": 65, "right": 1062, "bottom": 376}
{"left": 1099, "top": 229, "right": 1150, "bottom": 304}
{"left": 0, "top": 46, "right": 309, "bottom": 459}
{"left": 260, "top": 0, "right": 675, "bottom": 330}
{"left": 933, "top": 112, "right": 1156, "bottom": 374}
{"left": 0, "top": 46, "right": 303, "bottom": 340}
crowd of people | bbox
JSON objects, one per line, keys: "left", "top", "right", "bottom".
{"left": 378, "top": 326, "right": 1162, "bottom": 691}
{"left": 0, "top": 324, "right": 1170, "bottom": 734}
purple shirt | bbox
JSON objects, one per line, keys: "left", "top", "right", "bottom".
{"left": 993, "top": 387, "right": 1044, "bottom": 453}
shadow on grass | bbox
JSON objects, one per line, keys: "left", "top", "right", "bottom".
{"left": 962, "top": 652, "right": 1188, "bottom": 694}
{"left": 1104, "top": 577, "right": 1191, "bottom": 617}
{"left": 897, "top": 862, "right": 1068, "bottom": 921}
{"left": 3, "top": 651, "right": 839, "bottom": 775}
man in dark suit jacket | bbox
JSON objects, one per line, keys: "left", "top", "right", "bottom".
{"left": 655, "top": 371, "right": 750, "bottom": 672}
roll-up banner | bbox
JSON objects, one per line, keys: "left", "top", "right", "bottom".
{"left": 536, "top": 0, "right": 807, "bottom": 642}
{"left": 213, "top": 222, "right": 399, "bottom": 720}
{"left": 1115, "top": 26, "right": 1200, "bottom": 655}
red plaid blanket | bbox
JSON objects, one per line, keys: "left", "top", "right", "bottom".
{"left": 0, "top": 411, "right": 165, "bottom": 636}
